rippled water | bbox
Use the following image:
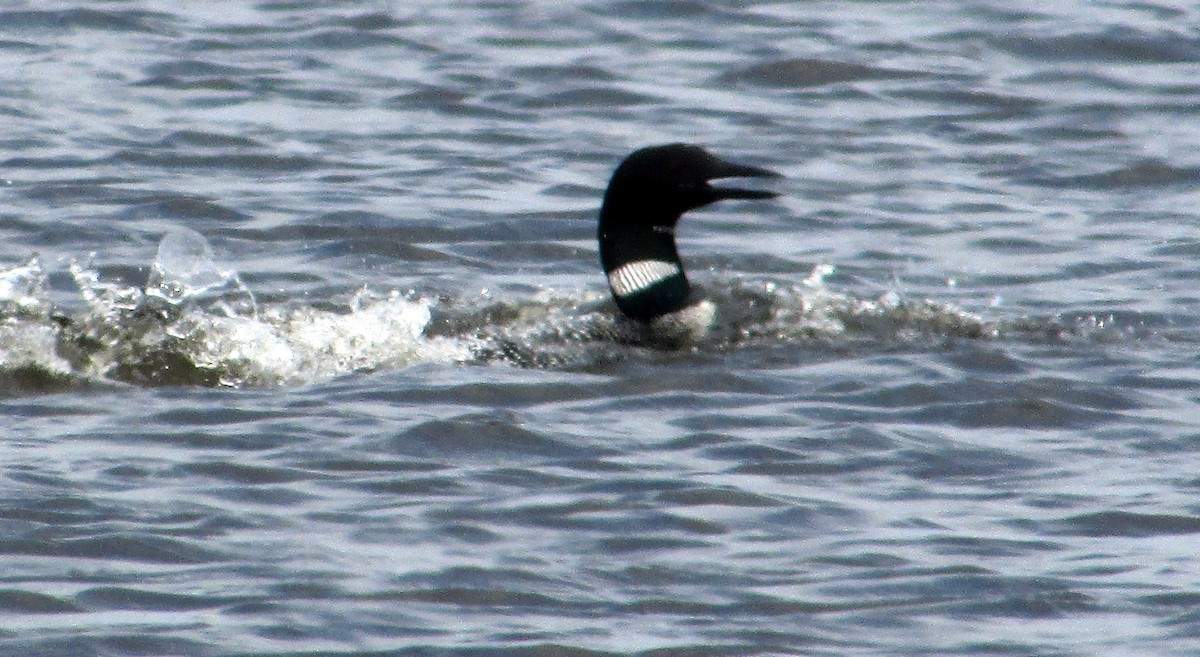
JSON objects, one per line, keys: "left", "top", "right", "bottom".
{"left": 4, "top": 1, "right": 1200, "bottom": 655}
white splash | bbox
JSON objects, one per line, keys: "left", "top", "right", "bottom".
{"left": 0, "top": 258, "right": 72, "bottom": 377}
{"left": 0, "top": 257, "right": 46, "bottom": 317}
{"left": 146, "top": 227, "right": 258, "bottom": 318}
{"left": 175, "top": 292, "right": 471, "bottom": 387}
{"left": 56, "top": 231, "right": 473, "bottom": 387}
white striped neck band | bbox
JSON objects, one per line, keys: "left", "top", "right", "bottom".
{"left": 607, "top": 259, "right": 681, "bottom": 298}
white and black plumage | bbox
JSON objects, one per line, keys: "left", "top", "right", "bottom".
{"left": 597, "top": 143, "right": 780, "bottom": 342}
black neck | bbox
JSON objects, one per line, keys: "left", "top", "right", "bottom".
{"left": 598, "top": 208, "right": 691, "bottom": 321}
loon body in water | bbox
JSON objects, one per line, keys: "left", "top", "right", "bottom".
{"left": 455, "top": 144, "right": 780, "bottom": 364}
{"left": 598, "top": 143, "right": 780, "bottom": 344}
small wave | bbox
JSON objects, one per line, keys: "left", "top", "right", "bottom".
{"left": 1047, "top": 511, "right": 1200, "bottom": 537}
{"left": 717, "top": 57, "right": 922, "bottom": 89}
{"left": 113, "top": 150, "right": 331, "bottom": 173}
{"left": 0, "top": 8, "right": 173, "bottom": 35}
{"left": 1037, "top": 158, "right": 1200, "bottom": 189}
{"left": 992, "top": 26, "right": 1200, "bottom": 64}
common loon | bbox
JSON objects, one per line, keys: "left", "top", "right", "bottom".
{"left": 598, "top": 143, "right": 780, "bottom": 343}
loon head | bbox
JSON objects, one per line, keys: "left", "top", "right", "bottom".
{"left": 598, "top": 143, "right": 780, "bottom": 322}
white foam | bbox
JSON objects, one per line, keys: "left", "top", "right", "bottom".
{"left": 0, "top": 257, "right": 46, "bottom": 316}
{"left": 141, "top": 292, "right": 473, "bottom": 387}
{"left": 0, "top": 323, "right": 71, "bottom": 376}
{"left": 0, "top": 258, "right": 70, "bottom": 377}
{"left": 732, "top": 264, "right": 995, "bottom": 343}
{"left": 56, "top": 232, "right": 474, "bottom": 386}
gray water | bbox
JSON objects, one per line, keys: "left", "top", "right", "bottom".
{"left": 3, "top": 1, "right": 1200, "bottom": 655}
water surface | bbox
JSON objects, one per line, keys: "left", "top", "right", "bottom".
{"left": 3, "top": 2, "right": 1200, "bottom": 655}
